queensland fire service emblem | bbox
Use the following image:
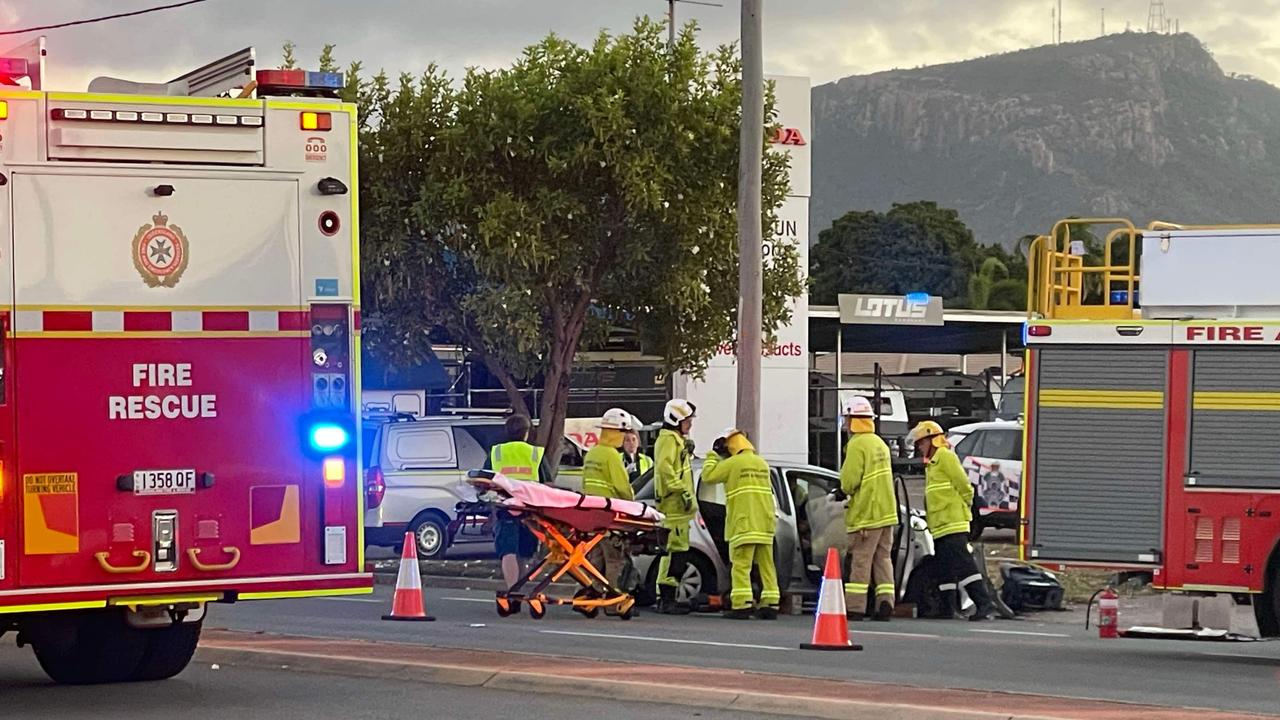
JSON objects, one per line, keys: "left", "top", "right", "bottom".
{"left": 132, "top": 212, "right": 190, "bottom": 288}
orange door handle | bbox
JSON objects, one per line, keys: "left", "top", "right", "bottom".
{"left": 187, "top": 546, "right": 241, "bottom": 572}
{"left": 95, "top": 550, "right": 152, "bottom": 574}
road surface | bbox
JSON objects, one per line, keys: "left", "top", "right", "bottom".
{"left": 205, "top": 584, "right": 1280, "bottom": 716}
{"left": 0, "top": 640, "right": 779, "bottom": 720}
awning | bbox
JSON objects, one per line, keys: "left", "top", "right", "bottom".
{"left": 809, "top": 306, "right": 1025, "bottom": 355}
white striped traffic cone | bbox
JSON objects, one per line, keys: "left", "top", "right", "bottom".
{"left": 801, "top": 547, "right": 862, "bottom": 651}
{"left": 381, "top": 531, "right": 435, "bottom": 621}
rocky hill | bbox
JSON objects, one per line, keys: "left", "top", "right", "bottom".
{"left": 811, "top": 32, "right": 1280, "bottom": 246}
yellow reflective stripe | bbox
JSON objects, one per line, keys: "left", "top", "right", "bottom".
{"left": 932, "top": 522, "right": 970, "bottom": 538}
{"left": 108, "top": 593, "right": 221, "bottom": 608}
{"left": 49, "top": 92, "right": 262, "bottom": 108}
{"left": 732, "top": 531, "right": 775, "bottom": 544}
{"left": 0, "top": 600, "right": 107, "bottom": 615}
{"left": 844, "top": 582, "right": 869, "bottom": 593}
{"left": 238, "top": 587, "right": 372, "bottom": 601}
{"left": 582, "top": 479, "right": 612, "bottom": 495}
{"left": 265, "top": 99, "right": 347, "bottom": 111}
{"left": 851, "top": 514, "right": 899, "bottom": 531}
{"left": 875, "top": 583, "right": 896, "bottom": 595}
{"left": 864, "top": 467, "right": 893, "bottom": 479}
{"left": 1194, "top": 392, "right": 1280, "bottom": 411}
{"left": 1039, "top": 389, "right": 1163, "bottom": 409}
{"left": 725, "top": 486, "right": 773, "bottom": 499}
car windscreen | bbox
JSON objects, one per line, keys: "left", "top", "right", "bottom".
{"left": 983, "top": 428, "right": 1023, "bottom": 462}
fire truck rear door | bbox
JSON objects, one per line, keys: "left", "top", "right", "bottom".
{"left": 10, "top": 169, "right": 317, "bottom": 587}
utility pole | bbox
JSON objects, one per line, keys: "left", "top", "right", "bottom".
{"left": 668, "top": 0, "right": 676, "bottom": 46}
{"left": 1101, "top": 7, "right": 1106, "bottom": 36}
{"left": 1058, "top": 0, "right": 1063, "bottom": 43}
{"left": 736, "top": 0, "right": 763, "bottom": 444}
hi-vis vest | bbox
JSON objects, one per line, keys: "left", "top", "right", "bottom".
{"left": 490, "top": 441, "right": 543, "bottom": 482}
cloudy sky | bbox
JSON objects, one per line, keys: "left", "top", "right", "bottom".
{"left": 3, "top": 0, "right": 1279, "bottom": 90}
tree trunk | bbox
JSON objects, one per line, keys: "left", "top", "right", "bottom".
{"left": 478, "top": 350, "right": 528, "bottom": 416}
{"left": 535, "top": 291, "right": 593, "bottom": 480}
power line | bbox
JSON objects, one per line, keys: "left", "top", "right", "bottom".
{"left": 0, "top": 0, "right": 212, "bottom": 37}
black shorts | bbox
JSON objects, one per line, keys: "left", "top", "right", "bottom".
{"left": 494, "top": 515, "right": 537, "bottom": 558}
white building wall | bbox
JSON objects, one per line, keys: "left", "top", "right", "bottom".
{"left": 675, "top": 75, "right": 810, "bottom": 463}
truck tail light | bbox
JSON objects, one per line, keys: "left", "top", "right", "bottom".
{"left": 367, "top": 466, "right": 386, "bottom": 510}
{"left": 323, "top": 457, "right": 346, "bottom": 488}
{"left": 0, "top": 101, "right": 8, "bottom": 121}
{"left": 1026, "top": 325, "right": 1052, "bottom": 337}
{"left": 300, "top": 111, "right": 332, "bottom": 131}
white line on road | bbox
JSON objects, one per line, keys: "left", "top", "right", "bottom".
{"left": 968, "top": 628, "right": 1069, "bottom": 638}
{"left": 852, "top": 629, "right": 940, "bottom": 639}
{"left": 540, "top": 629, "right": 791, "bottom": 651}
{"left": 316, "top": 597, "right": 384, "bottom": 604}
{"left": 441, "top": 596, "right": 493, "bottom": 603}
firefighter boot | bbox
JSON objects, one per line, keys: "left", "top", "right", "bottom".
{"left": 656, "top": 585, "right": 691, "bottom": 615}
{"left": 934, "top": 587, "right": 959, "bottom": 619}
{"left": 722, "top": 606, "right": 754, "bottom": 620}
{"left": 755, "top": 606, "right": 779, "bottom": 620}
{"left": 873, "top": 600, "right": 893, "bottom": 622}
{"left": 965, "top": 581, "right": 997, "bottom": 622}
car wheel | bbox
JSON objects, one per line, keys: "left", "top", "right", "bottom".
{"left": 677, "top": 553, "right": 716, "bottom": 605}
{"left": 1256, "top": 557, "right": 1280, "bottom": 638}
{"left": 410, "top": 513, "right": 449, "bottom": 559}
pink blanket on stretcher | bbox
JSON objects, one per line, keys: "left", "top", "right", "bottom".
{"left": 487, "top": 474, "right": 664, "bottom": 523}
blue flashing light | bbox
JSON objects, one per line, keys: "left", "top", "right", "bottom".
{"left": 305, "top": 71, "right": 344, "bottom": 89}
{"left": 1110, "top": 290, "right": 1129, "bottom": 305}
{"left": 309, "top": 422, "right": 351, "bottom": 453}
{"left": 905, "top": 292, "right": 930, "bottom": 305}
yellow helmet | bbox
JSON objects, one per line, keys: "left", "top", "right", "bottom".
{"left": 907, "top": 421, "right": 945, "bottom": 445}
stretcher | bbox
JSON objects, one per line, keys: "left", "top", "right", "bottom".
{"left": 466, "top": 470, "right": 665, "bottom": 620}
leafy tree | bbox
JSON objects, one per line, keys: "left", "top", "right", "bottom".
{"left": 318, "top": 44, "right": 339, "bottom": 73}
{"left": 281, "top": 41, "right": 297, "bottom": 70}
{"left": 429, "top": 19, "right": 801, "bottom": 449}
{"left": 328, "top": 20, "right": 804, "bottom": 453}
{"left": 810, "top": 201, "right": 981, "bottom": 305}
{"left": 967, "top": 256, "right": 1008, "bottom": 310}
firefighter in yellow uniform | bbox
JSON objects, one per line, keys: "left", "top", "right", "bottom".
{"left": 908, "top": 420, "right": 996, "bottom": 621}
{"left": 582, "top": 408, "right": 636, "bottom": 600}
{"left": 840, "top": 396, "right": 899, "bottom": 621}
{"left": 654, "top": 399, "right": 698, "bottom": 615}
{"left": 702, "top": 428, "right": 779, "bottom": 620}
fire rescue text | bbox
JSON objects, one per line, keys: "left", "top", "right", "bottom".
{"left": 108, "top": 363, "right": 217, "bottom": 420}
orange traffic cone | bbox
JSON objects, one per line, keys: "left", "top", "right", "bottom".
{"left": 382, "top": 531, "right": 435, "bottom": 622}
{"left": 800, "top": 547, "right": 862, "bottom": 651}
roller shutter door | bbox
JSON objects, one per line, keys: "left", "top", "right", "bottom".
{"left": 1030, "top": 347, "right": 1166, "bottom": 563}
{"left": 1189, "top": 350, "right": 1280, "bottom": 490}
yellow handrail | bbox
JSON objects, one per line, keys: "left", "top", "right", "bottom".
{"left": 1028, "top": 218, "right": 1141, "bottom": 320}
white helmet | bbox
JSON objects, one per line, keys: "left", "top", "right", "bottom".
{"left": 841, "top": 395, "right": 876, "bottom": 418}
{"left": 600, "top": 407, "right": 631, "bottom": 430}
{"left": 627, "top": 414, "right": 646, "bottom": 432}
{"left": 663, "top": 399, "right": 697, "bottom": 425}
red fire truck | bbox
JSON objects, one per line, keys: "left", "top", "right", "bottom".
{"left": 0, "top": 43, "right": 370, "bottom": 683}
{"left": 1022, "top": 218, "right": 1280, "bottom": 636}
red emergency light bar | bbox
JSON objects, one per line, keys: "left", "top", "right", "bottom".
{"left": 0, "top": 57, "right": 27, "bottom": 79}
{"left": 255, "top": 69, "right": 344, "bottom": 97}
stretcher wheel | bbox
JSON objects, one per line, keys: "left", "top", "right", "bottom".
{"left": 528, "top": 599, "right": 547, "bottom": 620}
{"left": 573, "top": 605, "right": 599, "bottom": 619}
{"left": 572, "top": 587, "right": 600, "bottom": 618}
{"left": 495, "top": 598, "right": 515, "bottom": 618}
{"left": 617, "top": 597, "right": 636, "bottom": 621}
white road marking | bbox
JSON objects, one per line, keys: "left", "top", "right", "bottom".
{"left": 1200, "top": 651, "right": 1279, "bottom": 661}
{"left": 540, "top": 629, "right": 791, "bottom": 651}
{"left": 316, "top": 597, "right": 384, "bottom": 604}
{"left": 852, "top": 629, "right": 940, "bottom": 639}
{"left": 440, "top": 596, "right": 493, "bottom": 603}
{"left": 968, "top": 628, "right": 1070, "bottom": 638}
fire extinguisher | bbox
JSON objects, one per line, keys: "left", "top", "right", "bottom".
{"left": 1086, "top": 587, "right": 1119, "bottom": 639}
